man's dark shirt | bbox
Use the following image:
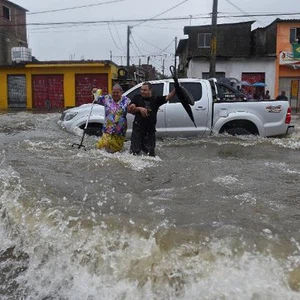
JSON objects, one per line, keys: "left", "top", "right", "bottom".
{"left": 130, "top": 95, "right": 166, "bottom": 132}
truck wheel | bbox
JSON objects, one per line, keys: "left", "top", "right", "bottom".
{"left": 226, "top": 127, "right": 251, "bottom": 136}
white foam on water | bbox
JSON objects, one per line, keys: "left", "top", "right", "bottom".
{"left": 202, "top": 134, "right": 266, "bottom": 148}
{"left": 83, "top": 148, "right": 162, "bottom": 171}
{"left": 265, "top": 162, "right": 300, "bottom": 175}
{"left": 23, "top": 139, "right": 59, "bottom": 151}
{"left": 180, "top": 250, "right": 299, "bottom": 300}
{"left": 234, "top": 193, "right": 257, "bottom": 205}
{"left": 1, "top": 188, "right": 300, "bottom": 299}
{"left": 10, "top": 223, "right": 300, "bottom": 300}
{"left": 162, "top": 129, "right": 300, "bottom": 152}
{"left": 271, "top": 125, "right": 300, "bottom": 150}
{"left": 71, "top": 126, "right": 84, "bottom": 137}
{"left": 1, "top": 151, "right": 300, "bottom": 299}
{"left": 146, "top": 187, "right": 176, "bottom": 202}
{"left": 213, "top": 175, "right": 239, "bottom": 186}
{"left": 272, "top": 138, "right": 300, "bottom": 150}
{"left": 19, "top": 137, "right": 161, "bottom": 171}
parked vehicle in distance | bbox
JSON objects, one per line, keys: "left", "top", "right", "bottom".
{"left": 58, "top": 78, "right": 295, "bottom": 138}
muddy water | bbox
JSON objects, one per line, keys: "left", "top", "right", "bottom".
{"left": 1, "top": 111, "right": 300, "bottom": 299}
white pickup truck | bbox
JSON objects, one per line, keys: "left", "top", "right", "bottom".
{"left": 58, "top": 78, "right": 295, "bottom": 138}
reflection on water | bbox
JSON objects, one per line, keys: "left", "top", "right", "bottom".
{"left": 1, "top": 112, "right": 300, "bottom": 299}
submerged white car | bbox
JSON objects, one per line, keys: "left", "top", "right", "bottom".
{"left": 58, "top": 79, "right": 294, "bottom": 138}
{"left": 58, "top": 103, "right": 107, "bottom": 137}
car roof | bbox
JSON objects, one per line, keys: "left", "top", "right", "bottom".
{"left": 123, "top": 78, "right": 207, "bottom": 95}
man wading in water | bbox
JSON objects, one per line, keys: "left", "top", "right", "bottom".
{"left": 128, "top": 82, "right": 175, "bottom": 156}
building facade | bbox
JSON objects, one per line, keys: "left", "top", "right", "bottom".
{"left": 273, "top": 19, "right": 300, "bottom": 108}
{"left": 0, "top": 60, "right": 118, "bottom": 109}
{"left": 177, "top": 19, "right": 300, "bottom": 104}
{"left": 0, "top": 0, "right": 28, "bottom": 65}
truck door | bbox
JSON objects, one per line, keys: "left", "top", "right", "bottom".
{"left": 165, "top": 81, "right": 209, "bottom": 137}
{"left": 151, "top": 83, "right": 166, "bottom": 134}
{"left": 125, "top": 82, "right": 166, "bottom": 136}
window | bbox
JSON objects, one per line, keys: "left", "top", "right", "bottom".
{"left": 169, "top": 82, "right": 202, "bottom": 102}
{"left": 218, "top": 84, "right": 234, "bottom": 94}
{"left": 151, "top": 83, "right": 164, "bottom": 97}
{"left": 290, "top": 28, "right": 300, "bottom": 44}
{"left": 198, "top": 33, "right": 211, "bottom": 48}
{"left": 126, "top": 83, "right": 164, "bottom": 100}
{"left": 216, "top": 83, "right": 246, "bottom": 101}
{"left": 3, "top": 6, "right": 11, "bottom": 20}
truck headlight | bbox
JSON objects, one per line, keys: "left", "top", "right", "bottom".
{"left": 65, "top": 112, "right": 78, "bottom": 121}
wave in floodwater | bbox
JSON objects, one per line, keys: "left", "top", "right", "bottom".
{"left": 1, "top": 112, "right": 300, "bottom": 299}
{"left": 1, "top": 160, "right": 300, "bottom": 299}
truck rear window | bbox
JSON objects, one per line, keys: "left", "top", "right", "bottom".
{"left": 169, "top": 82, "right": 202, "bottom": 103}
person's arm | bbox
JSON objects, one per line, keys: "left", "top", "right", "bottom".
{"left": 127, "top": 103, "right": 137, "bottom": 114}
{"left": 91, "top": 88, "right": 103, "bottom": 104}
{"left": 165, "top": 88, "right": 176, "bottom": 102}
{"left": 128, "top": 103, "right": 148, "bottom": 117}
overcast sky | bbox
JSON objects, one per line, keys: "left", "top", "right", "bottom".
{"left": 12, "top": 0, "right": 300, "bottom": 75}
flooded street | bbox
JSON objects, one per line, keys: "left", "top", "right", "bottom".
{"left": 1, "top": 111, "right": 300, "bottom": 299}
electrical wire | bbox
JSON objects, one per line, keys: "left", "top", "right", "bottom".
{"left": 133, "top": 31, "right": 174, "bottom": 55}
{"left": 28, "top": 0, "right": 125, "bottom": 15}
{"left": 113, "top": 21, "right": 125, "bottom": 51}
{"left": 126, "top": 0, "right": 189, "bottom": 69}
{"left": 133, "top": 0, "right": 189, "bottom": 27}
{"left": 153, "top": 39, "right": 175, "bottom": 56}
{"left": 131, "top": 34, "right": 144, "bottom": 56}
{"left": 224, "top": 0, "right": 266, "bottom": 26}
{"left": 107, "top": 22, "right": 123, "bottom": 51}
{"left": 4, "top": 12, "right": 299, "bottom": 28}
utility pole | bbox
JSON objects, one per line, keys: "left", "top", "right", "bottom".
{"left": 209, "top": 0, "right": 218, "bottom": 78}
{"left": 126, "top": 26, "right": 131, "bottom": 69}
{"left": 109, "top": 50, "right": 112, "bottom": 61}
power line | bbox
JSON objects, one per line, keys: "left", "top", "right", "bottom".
{"left": 113, "top": 21, "right": 125, "bottom": 51}
{"left": 112, "top": 54, "right": 174, "bottom": 59}
{"left": 155, "top": 39, "right": 175, "bottom": 56}
{"left": 133, "top": 31, "right": 175, "bottom": 55}
{"left": 224, "top": 0, "right": 250, "bottom": 16}
{"left": 28, "top": 0, "right": 125, "bottom": 15}
{"left": 224, "top": 0, "right": 266, "bottom": 26}
{"left": 131, "top": 34, "right": 144, "bottom": 56}
{"left": 4, "top": 12, "right": 299, "bottom": 28}
{"left": 129, "top": 33, "right": 155, "bottom": 55}
{"left": 107, "top": 23, "right": 123, "bottom": 51}
{"left": 128, "top": 0, "right": 189, "bottom": 68}
{"left": 133, "top": 0, "right": 189, "bottom": 27}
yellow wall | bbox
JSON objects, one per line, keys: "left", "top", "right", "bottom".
{"left": 0, "top": 68, "right": 30, "bottom": 109}
{"left": 0, "top": 72, "right": 8, "bottom": 109}
{"left": 0, "top": 62, "right": 118, "bottom": 109}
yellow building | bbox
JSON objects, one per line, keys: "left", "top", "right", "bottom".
{"left": 0, "top": 60, "right": 118, "bottom": 109}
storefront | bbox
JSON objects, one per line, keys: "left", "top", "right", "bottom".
{"left": 0, "top": 60, "right": 118, "bottom": 109}
{"left": 278, "top": 51, "right": 300, "bottom": 111}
